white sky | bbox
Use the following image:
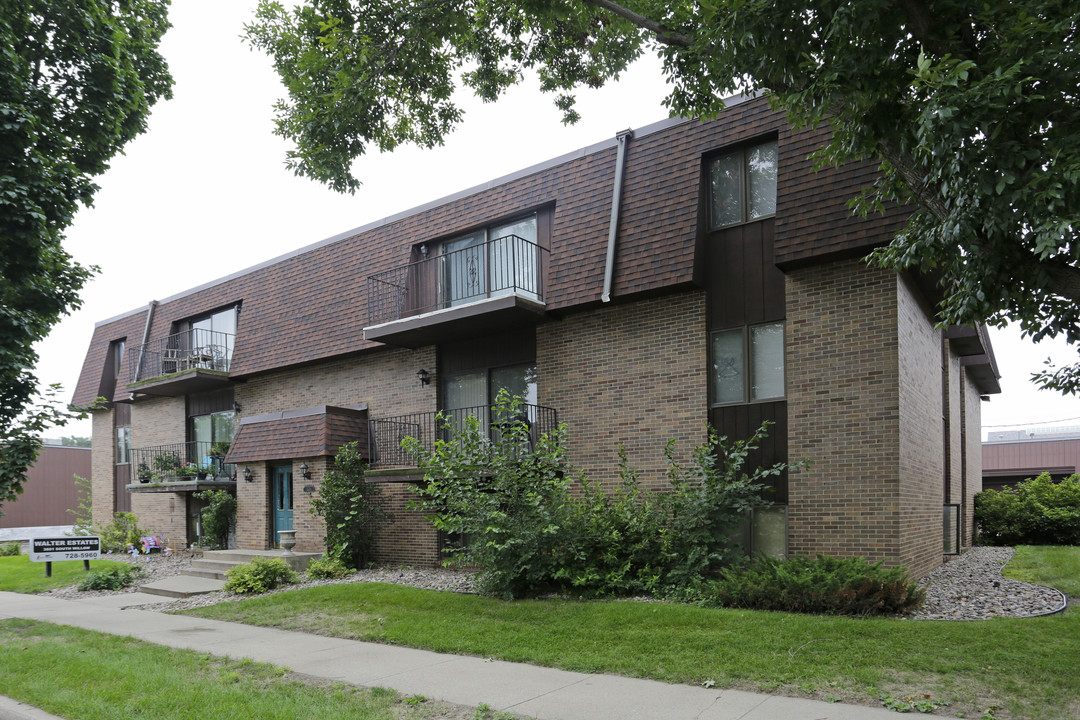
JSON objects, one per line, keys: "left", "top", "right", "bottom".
{"left": 33, "top": 1, "right": 1080, "bottom": 442}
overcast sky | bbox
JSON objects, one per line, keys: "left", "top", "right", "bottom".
{"left": 34, "top": 1, "right": 1079, "bottom": 442}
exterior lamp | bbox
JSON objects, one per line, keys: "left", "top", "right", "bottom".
{"left": 416, "top": 368, "right": 430, "bottom": 386}
{"left": 243, "top": 467, "right": 253, "bottom": 482}
{"left": 299, "top": 462, "right": 312, "bottom": 480}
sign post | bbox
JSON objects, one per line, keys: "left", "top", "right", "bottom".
{"left": 30, "top": 537, "right": 101, "bottom": 577}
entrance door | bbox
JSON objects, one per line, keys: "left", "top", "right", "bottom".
{"left": 272, "top": 466, "right": 293, "bottom": 545}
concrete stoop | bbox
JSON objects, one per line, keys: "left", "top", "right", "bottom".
{"left": 139, "top": 548, "right": 320, "bottom": 598}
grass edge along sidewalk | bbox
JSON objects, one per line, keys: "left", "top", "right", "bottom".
{"left": 181, "top": 546, "right": 1080, "bottom": 720}
{"left": 0, "top": 619, "right": 495, "bottom": 720}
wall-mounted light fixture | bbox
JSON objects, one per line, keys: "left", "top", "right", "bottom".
{"left": 233, "top": 401, "right": 242, "bottom": 413}
{"left": 416, "top": 368, "right": 430, "bottom": 386}
{"left": 243, "top": 467, "right": 253, "bottom": 482}
{"left": 299, "top": 462, "right": 312, "bottom": 480}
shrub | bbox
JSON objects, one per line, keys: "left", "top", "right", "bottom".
{"left": 97, "top": 512, "right": 144, "bottom": 553}
{"left": 0, "top": 541, "right": 21, "bottom": 557}
{"left": 312, "top": 443, "right": 390, "bottom": 569}
{"left": 975, "top": 473, "right": 1080, "bottom": 545}
{"left": 306, "top": 555, "right": 351, "bottom": 580}
{"left": 700, "top": 554, "right": 925, "bottom": 616}
{"left": 407, "top": 391, "right": 573, "bottom": 599}
{"left": 193, "top": 489, "right": 236, "bottom": 549}
{"left": 78, "top": 564, "right": 143, "bottom": 591}
{"left": 224, "top": 556, "right": 298, "bottom": 594}
{"left": 408, "top": 392, "right": 798, "bottom": 600}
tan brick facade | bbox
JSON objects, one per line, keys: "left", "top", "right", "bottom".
{"left": 539, "top": 291, "right": 709, "bottom": 489}
{"left": 786, "top": 259, "right": 904, "bottom": 566}
{"left": 896, "top": 274, "right": 946, "bottom": 578}
{"left": 90, "top": 409, "right": 115, "bottom": 529}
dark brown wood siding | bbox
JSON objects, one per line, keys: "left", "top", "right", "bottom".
{"left": 705, "top": 218, "right": 788, "bottom": 500}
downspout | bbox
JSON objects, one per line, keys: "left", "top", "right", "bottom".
{"left": 131, "top": 300, "right": 158, "bottom": 395}
{"left": 601, "top": 128, "right": 634, "bottom": 303}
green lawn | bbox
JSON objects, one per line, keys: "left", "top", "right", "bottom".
{"left": 182, "top": 549, "right": 1080, "bottom": 720}
{"left": 1002, "top": 546, "right": 1080, "bottom": 597}
{"left": 0, "top": 554, "right": 134, "bottom": 593}
{"left": 0, "top": 619, "right": 478, "bottom": 720}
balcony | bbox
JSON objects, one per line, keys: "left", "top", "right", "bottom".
{"left": 129, "top": 441, "right": 236, "bottom": 493}
{"left": 364, "top": 234, "right": 549, "bottom": 348}
{"left": 368, "top": 403, "right": 558, "bottom": 470}
{"left": 127, "top": 328, "right": 235, "bottom": 396}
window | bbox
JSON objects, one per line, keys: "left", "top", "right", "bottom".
{"left": 710, "top": 322, "right": 785, "bottom": 404}
{"left": 442, "top": 214, "right": 539, "bottom": 307}
{"left": 191, "top": 410, "right": 234, "bottom": 458}
{"left": 112, "top": 340, "right": 126, "bottom": 380}
{"left": 185, "top": 306, "right": 237, "bottom": 370}
{"left": 115, "top": 426, "right": 131, "bottom": 465}
{"left": 709, "top": 140, "right": 778, "bottom": 228}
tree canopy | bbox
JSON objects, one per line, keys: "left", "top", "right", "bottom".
{"left": 246, "top": 0, "right": 1080, "bottom": 390}
{"left": 0, "top": 0, "right": 173, "bottom": 512}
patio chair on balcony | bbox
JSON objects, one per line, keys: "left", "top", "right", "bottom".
{"left": 161, "top": 347, "right": 183, "bottom": 375}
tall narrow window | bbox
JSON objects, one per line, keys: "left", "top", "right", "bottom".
{"left": 710, "top": 322, "right": 785, "bottom": 405}
{"left": 187, "top": 306, "right": 238, "bottom": 370}
{"left": 112, "top": 340, "right": 126, "bottom": 380}
{"left": 709, "top": 140, "right": 778, "bottom": 228}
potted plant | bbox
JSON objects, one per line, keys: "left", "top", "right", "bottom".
{"left": 137, "top": 463, "right": 151, "bottom": 483}
{"left": 196, "top": 463, "right": 212, "bottom": 481}
{"left": 209, "top": 441, "right": 231, "bottom": 459}
{"left": 177, "top": 465, "right": 199, "bottom": 480}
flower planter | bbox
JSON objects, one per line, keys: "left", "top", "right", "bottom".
{"left": 277, "top": 530, "right": 297, "bottom": 554}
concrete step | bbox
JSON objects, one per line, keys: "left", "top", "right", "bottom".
{"left": 139, "top": 575, "right": 225, "bottom": 598}
{"left": 198, "top": 549, "right": 320, "bottom": 573}
{"left": 185, "top": 567, "right": 228, "bottom": 580}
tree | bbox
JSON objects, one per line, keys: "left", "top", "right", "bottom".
{"left": 246, "top": 1, "right": 1080, "bottom": 389}
{"left": 60, "top": 436, "right": 92, "bottom": 448}
{"left": 0, "top": 0, "right": 173, "bottom": 511}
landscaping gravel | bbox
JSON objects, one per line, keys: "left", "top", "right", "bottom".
{"left": 40, "top": 546, "right": 1068, "bottom": 620}
{"left": 908, "top": 546, "right": 1066, "bottom": 620}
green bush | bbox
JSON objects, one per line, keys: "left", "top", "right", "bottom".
{"left": 0, "top": 541, "right": 21, "bottom": 557}
{"left": 97, "top": 512, "right": 144, "bottom": 553}
{"left": 408, "top": 392, "right": 797, "bottom": 600}
{"left": 193, "top": 489, "right": 236, "bottom": 549}
{"left": 975, "top": 473, "right": 1080, "bottom": 545}
{"left": 700, "top": 554, "right": 925, "bottom": 616}
{"left": 78, "top": 564, "right": 143, "bottom": 591}
{"left": 406, "top": 392, "right": 573, "bottom": 599}
{"left": 224, "top": 556, "right": 298, "bottom": 594}
{"left": 306, "top": 555, "right": 351, "bottom": 580}
{"left": 311, "top": 443, "right": 390, "bottom": 569}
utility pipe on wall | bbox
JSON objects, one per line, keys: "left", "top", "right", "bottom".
{"left": 601, "top": 128, "right": 634, "bottom": 303}
{"left": 132, "top": 299, "right": 158, "bottom": 390}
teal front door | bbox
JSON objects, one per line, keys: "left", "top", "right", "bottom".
{"left": 272, "top": 466, "right": 293, "bottom": 545}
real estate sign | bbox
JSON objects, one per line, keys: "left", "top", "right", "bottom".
{"left": 29, "top": 536, "right": 101, "bottom": 562}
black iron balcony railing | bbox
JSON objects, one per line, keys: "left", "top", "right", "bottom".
{"left": 131, "top": 441, "right": 236, "bottom": 483}
{"left": 366, "top": 234, "right": 548, "bottom": 326}
{"left": 368, "top": 403, "right": 558, "bottom": 468}
{"left": 129, "top": 328, "right": 235, "bottom": 383}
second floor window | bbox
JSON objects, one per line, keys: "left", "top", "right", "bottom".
{"left": 711, "top": 322, "right": 785, "bottom": 405}
{"left": 709, "top": 140, "right": 778, "bottom": 228}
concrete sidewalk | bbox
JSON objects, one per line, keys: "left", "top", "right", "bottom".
{"left": 0, "top": 590, "right": 904, "bottom": 719}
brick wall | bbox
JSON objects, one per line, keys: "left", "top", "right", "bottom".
{"left": 238, "top": 346, "right": 436, "bottom": 420}
{"left": 90, "top": 409, "right": 115, "bottom": 529}
{"left": 963, "top": 371, "right": 983, "bottom": 546}
{"left": 235, "top": 462, "right": 270, "bottom": 549}
{"left": 896, "top": 275, "right": 945, "bottom": 578}
{"left": 131, "top": 492, "right": 188, "bottom": 547}
{"left": 369, "top": 482, "right": 440, "bottom": 566}
{"left": 538, "top": 291, "right": 709, "bottom": 489}
{"left": 786, "top": 259, "right": 905, "bottom": 565}
{"left": 131, "top": 396, "right": 186, "bottom": 448}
